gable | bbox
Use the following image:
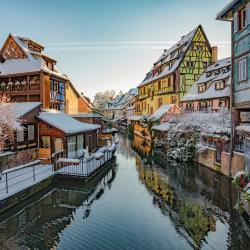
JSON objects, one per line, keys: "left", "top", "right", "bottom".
{"left": 179, "top": 26, "right": 212, "bottom": 78}
{"left": 1, "top": 36, "right": 27, "bottom": 60}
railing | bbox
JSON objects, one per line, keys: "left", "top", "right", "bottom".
{"left": 55, "top": 147, "right": 115, "bottom": 177}
{"left": 0, "top": 83, "right": 40, "bottom": 92}
{"left": 138, "top": 93, "right": 149, "bottom": 100}
{"left": 0, "top": 145, "right": 117, "bottom": 198}
{"left": 0, "top": 161, "right": 53, "bottom": 195}
{"left": 154, "top": 87, "right": 173, "bottom": 95}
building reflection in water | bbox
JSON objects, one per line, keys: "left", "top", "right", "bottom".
{"left": 130, "top": 133, "right": 250, "bottom": 249}
{"left": 0, "top": 163, "right": 117, "bottom": 250}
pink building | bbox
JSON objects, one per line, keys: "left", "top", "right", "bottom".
{"left": 181, "top": 58, "right": 231, "bottom": 112}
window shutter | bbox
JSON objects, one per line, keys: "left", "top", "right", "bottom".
{"left": 234, "top": 12, "right": 238, "bottom": 33}
{"left": 28, "top": 125, "right": 35, "bottom": 141}
{"left": 247, "top": 2, "right": 250, "bottom": 26}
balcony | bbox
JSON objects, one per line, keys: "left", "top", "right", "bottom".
{"left": 138, "top": 93, "right": 149, "bottom": 100}
{"left": 154, "top": 87, "right": 173, "bottom": 95}
{"left": 0, "top": 82, "right": 40, "bottom": 93}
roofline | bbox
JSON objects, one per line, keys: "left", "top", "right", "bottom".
{"left": 0, "top": 33, "right": 28, "bottom": 58}
{"left": 216, "top": 0, "right": 241, "bottom": 21}
{"left": 36, "top": 116, "right": 100, "bottom": 135}
{"left": 138, "top": 25, "right": 211, "bottom": 88}
{"left": 19, "top": 37, "right": 45, "bottom": 50}
{"left": 19, "top": 102, "right": 41, "bottom": 118}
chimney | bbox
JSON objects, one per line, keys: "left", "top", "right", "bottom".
{"left": 211, "top": 46, "right": 218, "bottom": 63}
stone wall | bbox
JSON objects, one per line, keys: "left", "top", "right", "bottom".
{"left": 195, "top": 147, "right": 245, "bottom": 177}
{"left": 0, "top": 148, "right": 38, "bottom": 173}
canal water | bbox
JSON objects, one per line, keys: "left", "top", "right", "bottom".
{"left": 0, "top": 133, "right": 250, "bottom": 250}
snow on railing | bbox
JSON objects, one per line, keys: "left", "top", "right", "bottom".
{"left": 55, "top": 144, "right": 117, "bottom": 177}
{"left": 0, "top": 161, "right": 53, "bottom": 198}
{"left": 0, "top": 144, "right": 117, "bottom": 200}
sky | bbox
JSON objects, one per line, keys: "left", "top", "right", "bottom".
{"left": 0, "top": 0, "right": 231, "bottom": 100}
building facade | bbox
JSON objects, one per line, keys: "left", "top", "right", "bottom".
{"left": 137, "top": 25, "right": 214, "bottom": 116}
{"left": 217, "top": 0, "right": 250, "bottom": 153}
{"left": 181, "top": 58, "right": 231, "bottom": 111}
{"left": 0, "top": 33, "right": 68, "bottom": 111}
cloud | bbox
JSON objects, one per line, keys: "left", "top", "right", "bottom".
{"left": 45, "top": 41, "right": 231, "bottom": 51}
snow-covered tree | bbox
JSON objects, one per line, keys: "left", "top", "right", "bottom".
{"left": 155, "top": 109, "right": 231, "bottom": 162}
{"left": 93, "top": 89, "right": 116, "bottom": 110}
{"left": 0, "top": 95, "right": 21, "bottom": 151}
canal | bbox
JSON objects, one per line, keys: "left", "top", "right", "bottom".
{"left": 0, "top": 133, "right": 250, "bottom": 249}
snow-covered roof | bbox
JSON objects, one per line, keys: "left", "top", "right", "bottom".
{"left": 0, "top": 33, "right": 68, "bottom": 80}
{"left": 6, "top": 102, "right": 41, "bottom": 118}
{"left": 103, "top": 88, "right": 138, "bottom": 111}
{"left": 139, "top": 25, "right": 202, "bottom": 87}
{"left": 127, "top": 115, "right": 142, "bottom": 121}
{"left": 182, "top": 58, "right": 231, "bottom": 102}
{"left": 152, "top": 122, "right": 171, "bottom": 132}
{"left": 37, "top": 109, "right": 101, "bottom": 134}
{"left": 149, "top": 104, "right": 179, "bottom": 121}
{"left": 71, "top": 113, "right": 102, "bottom": 118}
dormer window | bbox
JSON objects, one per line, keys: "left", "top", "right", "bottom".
{"left": 214, "top": 70, "right": 220, "bottom": 75}
{"left": 198, "top": 84, "right": 206, "bottom": 93}
{"left": 215, "top": 81, "right": 225, "bottom": 90}
{"left": 206, "top": 71, "right": 212, "bottom": 78}
{"left": 47, "top": 61, "right": 54, "bottom": 71}
{"left": 28, "top": 43, "right": 42, "bottom": 53}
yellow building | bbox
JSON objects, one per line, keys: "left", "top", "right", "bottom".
{"left": 137, "top": 25, "right": 215, "bottom": 115}
{"left": 65, "top": 81, "right": 92, "bottom": 115}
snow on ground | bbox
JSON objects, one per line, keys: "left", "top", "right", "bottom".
{"left": 0, "top": 164, "right": 53, "bottom": 201}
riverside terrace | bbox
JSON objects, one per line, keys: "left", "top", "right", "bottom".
{"left": 0, "top": 143, "right": 117, "bottom": 213}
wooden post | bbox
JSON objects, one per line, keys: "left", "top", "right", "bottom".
{"left": 5, "top": 173, "right": 8, "bottom": 194}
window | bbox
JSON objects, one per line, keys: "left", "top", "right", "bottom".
{"left": 41, "top": 136, "right": 50, "bottom": 148}
{"left": 54, "top": 138, "right": 63, "bottom": 153}
{"left": 215, "top": 81, "right": 225, "bottom": 90}
{"left": 239, "top": 7, "right": 246, "bottom": 31}
{"left": 219, "top": 100, "right": 226, "bottom": 108}
{"left": 16, "top": 128, "right": 24, "bottom": 142}
{"left": 171, "top": 96, "right": 177, "bottom": 104}
{"left": 239, "top": 58, "right": 247, "bottom": 82}
{"left": 198, "top": 84, "right": 206, "bottom": 93}
{"left": 28, "top": 125, "right": 35, "bottom": 141}
{"left": 158, "top": 81, "right": 161, "bottom": 90}
{"left": 150, "top": 107, "right": 153, "bottom": 114}
{"left": 158, "top": 98, "right": 162, "bottom": 108}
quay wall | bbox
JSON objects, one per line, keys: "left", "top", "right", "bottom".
{"left": 195, "top": 147, "right": 245, "bottom": 177}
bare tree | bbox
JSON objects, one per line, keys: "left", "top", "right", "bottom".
{"left": 93, "top": 90, "right": 116, "bottom": 110}
{"left": 0, "top": 95, "right": 21, "bottom": 152}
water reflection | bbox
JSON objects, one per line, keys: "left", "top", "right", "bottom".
{"left": 1, "top": 134, "right": 250, "bottom": 250}
{"left": 128, "top": 134, "right": 250, "bottom": 249}
{"left": 0, "top": 163, "right": 117, "bottom": 250}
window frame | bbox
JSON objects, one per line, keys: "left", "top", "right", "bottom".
{"left": 238, "top": 57, "right": 248, "bottom": 82}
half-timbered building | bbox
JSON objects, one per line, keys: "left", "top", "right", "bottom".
{"left": 217, "top": 0, "right": 250, "bottom": 155}
{"left": 137, "top": 25, "right": 214, "bottom": 115}
{"left": 181, "top": 58, "right": 231, "bottom": 111}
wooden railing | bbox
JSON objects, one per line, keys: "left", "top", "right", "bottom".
{"left": 0, "top": 83, "right": 40, "bottom": 92}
